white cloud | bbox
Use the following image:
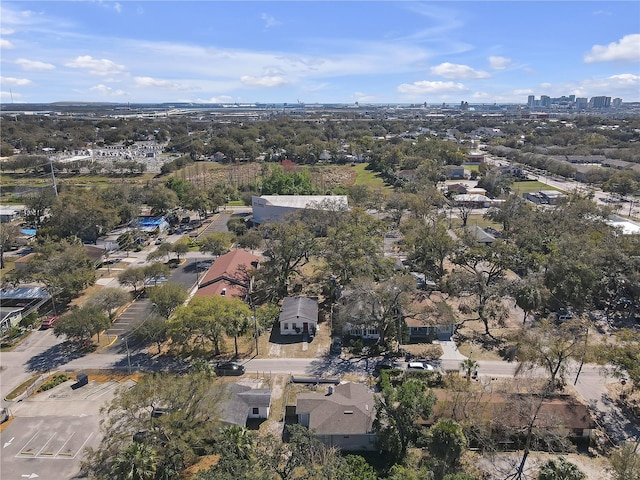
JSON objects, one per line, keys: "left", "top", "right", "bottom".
{"left": 16, "top": 58, "right": 55, "bottom": 71}
{"left": 354, "top": 91, "right": 376, "bottom": 102}
{"left": 471, "top": 92, "right": 491, "bottom": 99}
{"left": 1, "top": 76, "right": 32, "bottom": 86}
{"left": 513, "top": 88, "right": 534, "bottom": 95}
{"left": 90, "top": 84, "right": 126, "bottom": 96}
{"left": 65, "top": 55, "right": 126, "bottom": 76}
{"left": 584, "top": 34, "right": 640, "bottom": 63}
{"left": 430, "top": 62, "right": 490, "bottom": 79}
{"left": 0, "top": 38, "right": 14, "bottom": 49}
{"left": 134, "top": 76, "right": 183, "bottom": 89}
{"left": 608, "top": 73, "right": 640, "bottom": 85}
{"left": 488, "top": 56, "right": 512, "bottom": 70}
{"left": 261, "top": 13, "right": 281, "bottom": 29}
{"left": 397, "top": 80, "right": 466, "bottom": 95}
{"left": 0, "top": 28, "right": 15, "bottom": 35}
{"left": 114, "top": 3, "right": 122, "bottom": 14}
{"left": 240, "top": 75, "right": 288, "bottom": 87}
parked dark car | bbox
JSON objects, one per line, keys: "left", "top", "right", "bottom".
{"left": 374, "top": 359, "right": 399, "bottom": 372}
{"left": 215, "top": 362, "right": 245, "bottom": 376}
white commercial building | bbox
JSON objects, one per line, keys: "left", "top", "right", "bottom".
{"left": 251, "top": 195, "right": 348, "bottom": 224}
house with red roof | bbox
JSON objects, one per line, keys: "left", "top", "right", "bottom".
{"left": 195, "top": 249, "right": 260, "bottom": 301}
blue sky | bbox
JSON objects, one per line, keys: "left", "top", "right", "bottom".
{"left": 1, "top": 1, "right": 638, "bottom": 104}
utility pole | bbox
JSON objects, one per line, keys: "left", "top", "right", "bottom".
{"left": 49, "top": 157, "right": 58, "bottom": 196}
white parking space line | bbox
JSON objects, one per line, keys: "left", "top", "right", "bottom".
{"left": 36, "top": 433, "right": 56, "bottom": 456}
{"left": 55, "top": 432, "right": 75, "bottom": 457}
{"left": 17, "top": 430, "right": 40, "bottom": 456}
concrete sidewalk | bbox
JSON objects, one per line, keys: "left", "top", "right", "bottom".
{"left": 436, "top": 340, "right": 468, "bottom": 361}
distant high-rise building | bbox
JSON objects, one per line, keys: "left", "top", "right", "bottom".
{"left": 527, "top": 95, "right": 535, "bottom": 108}
{"left": 569, "top": 95, "right": 576, "bottom": 102}
{"left": 576, "top": 97, "right": 588, "bottom": 109}
{"left": 540, "top": 95, "right": 551, "bottom": 108}
{"left": 612, "top": 98, "right": 622, "bottom": 108}
{"left": 590, "top": 96, "right": 611, "bottom": 108}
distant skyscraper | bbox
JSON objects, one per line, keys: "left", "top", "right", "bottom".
{"left": 569, "top": 95, "right": 576, "bottom": 102}
{"left": 612, "top": 98, "right": 622, "bottom": 108}
{"left": 576, "top": 98, "right": 588, "bottom": 109}
{"left": 527, "top": 95, "right": 535, "bottom": 108}
{"left": 590, "top": 96, "right": 611, "bottom": 108}
{"left": 540, "top": 95, "right": 551, "bottom": 108}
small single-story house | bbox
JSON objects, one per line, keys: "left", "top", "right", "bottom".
{"left": 445, "top": 165, "right": 468, "bottom": 179}
{"left": 0, "top": 286, "right": 51, "bottom": 332}
{"left": 279, "top": 296, "right": 318, "bottom": 336}
{"left": 404, "top": 291, "right": 456, "bottom": 342}
{"left": 251, "top": 195, "right": 349, "bottom": 224}
{"left": 218, "top": 383, "right": 272, "bottom": 428}
{"left": 342, "top": 324, "right": 381, "bottom": 340}
{"left": 0, "top": 207, "right": 24, "bottom": 223}
{"left": 196, "top": 249, "right": 260, "bottom": 300}
{"left": 452, "top": 194, "right": 492, "bottom": 208}
{"left": 465, "top": 225, "right": 497, "bottom": 244}
{"left": 296, "top": 382, "right": 378, "bottom": 451}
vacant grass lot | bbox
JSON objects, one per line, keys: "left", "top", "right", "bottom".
{"left": 510, "top": 180, "right": 559, "bottom": 195}
{"left": 351, "top": 163, "right": 393, "bottom": 190}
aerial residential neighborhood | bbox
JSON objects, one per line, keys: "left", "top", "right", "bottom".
{"left": 0, "top": 99, "right": 638, "bottom": 480}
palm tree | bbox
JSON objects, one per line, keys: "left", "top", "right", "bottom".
{"left": 216, "top": 425, "right": 255, "bottom": 460}
{"left": 112, "top": 442, "right": 157, "bottom": 480}
{"left": 460, "top": 358, "right": 479, "bottom": 383}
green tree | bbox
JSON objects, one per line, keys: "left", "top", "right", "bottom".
{"left": 132, "top": 315, "right": 168, "bottom": 353}
{"left": 53, "top": 306, "right": 110, "bottom": 343}
{"left": 513, "top": 279, "right": 543, "bottom": 325}
{"left": 460, "top": 358, "right": 479, "bottom": 383}
{"left": 28, "top": 240, "right": 97, "bottom": 307}
{"left": 0, "top": 222, "right": 20, "bottom": 270}
{"left": 86, "top": 287, "right": 130, "bottom": 321}
{"left": 172, "top": 240, "right": 190, "bottom": 260}
{"left": 45, "top": 189, "right": 119, "bottom": 243}
{"left": 338, "top": 274, "right": 415, "bottom": 347}
{"left": 200, "top": 232, "right": 234, "bottom": 257}
{"left": 83, "top": 372, "right": 227, "bottom": 480}
{"left": 118, "top": 266, "right": 147, "bottom": 294}
{"left": 323, "top": 208, "right": 391, "bottom": 285}
{"left": 404, "top": 214, "right": 456, "bottom": 283}
{"left": 427, "top": 418, "right": 467, "bottom": 480}
{"left": 514, "top": 319, "right": 588, "bottom": 390}
{"left": 111, "top": 442, "right": 157, "bottom": 480}
{"left": 254, "top": 220, "right": 317, "bottom": 302}
{"left": 169, "top": 296, "right": 233, "bottom": 355}
{"left": 609, "top": 442, "right": 640, "bottom": 480}
{"left": 373, "top": 377, "right": 435, "bottom": 462}
{"left": 538, "top": 457, "right": 585, "bottom": 480}
{"left": 146, "top": 282, "right": 187, "bottom": 318}
{"left": 222, "top": 299, "right": 252, "bottom": 356}
{"left": 143, "top": 262, "right": 170, "bottom": 286}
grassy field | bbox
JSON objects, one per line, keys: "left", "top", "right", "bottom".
{"left": 350, "top": 163, "right": 393, "bottom": 191}
{"left": 510, "top": 180, "right": 558, "bottom": 195}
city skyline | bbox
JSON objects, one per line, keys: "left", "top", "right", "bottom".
{"left": 0, "top": 1, "right": 639, "bottom": 105}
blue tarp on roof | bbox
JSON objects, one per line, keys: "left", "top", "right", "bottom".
{"left": 21, "top": 228, "right": 36, "bottom": 236}
{"left": 139, "top": 217, "right": 165, "bottom": 227}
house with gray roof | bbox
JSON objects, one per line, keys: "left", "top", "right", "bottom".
{"left": 219, "top": 383, "right": 272, "bottom": 428}
{"left": 296, "top": 382, "right": 377, "bottom": 451}
{"left": 279, "top": 296, "right": 318, "bottom": 337}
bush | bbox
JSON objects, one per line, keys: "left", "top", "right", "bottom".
{"left": 39, "top": 374, "right": 69, "bottom": 392}
{"left": 404, "top": 369, "right": 444, "bottom": 387}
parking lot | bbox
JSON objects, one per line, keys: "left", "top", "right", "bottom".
{"left": 1, "top": 378, "right": 133, "bottom": 479}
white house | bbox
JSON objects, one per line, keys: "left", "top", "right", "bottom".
{"left": 279, "top": 297, "right": 318, "bottom": 336}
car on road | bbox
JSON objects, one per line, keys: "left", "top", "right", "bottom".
{"left": 374, "top": 359, "right": 399, "bottom": 372}
{"left": 215, "top": 362, "right": 245, "bottom": 376}
{"left": 407, "top": 361, "right": 434, "bottom": 371}
{"left": 41, "top": 316, "right": 59, "bottom": 329}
